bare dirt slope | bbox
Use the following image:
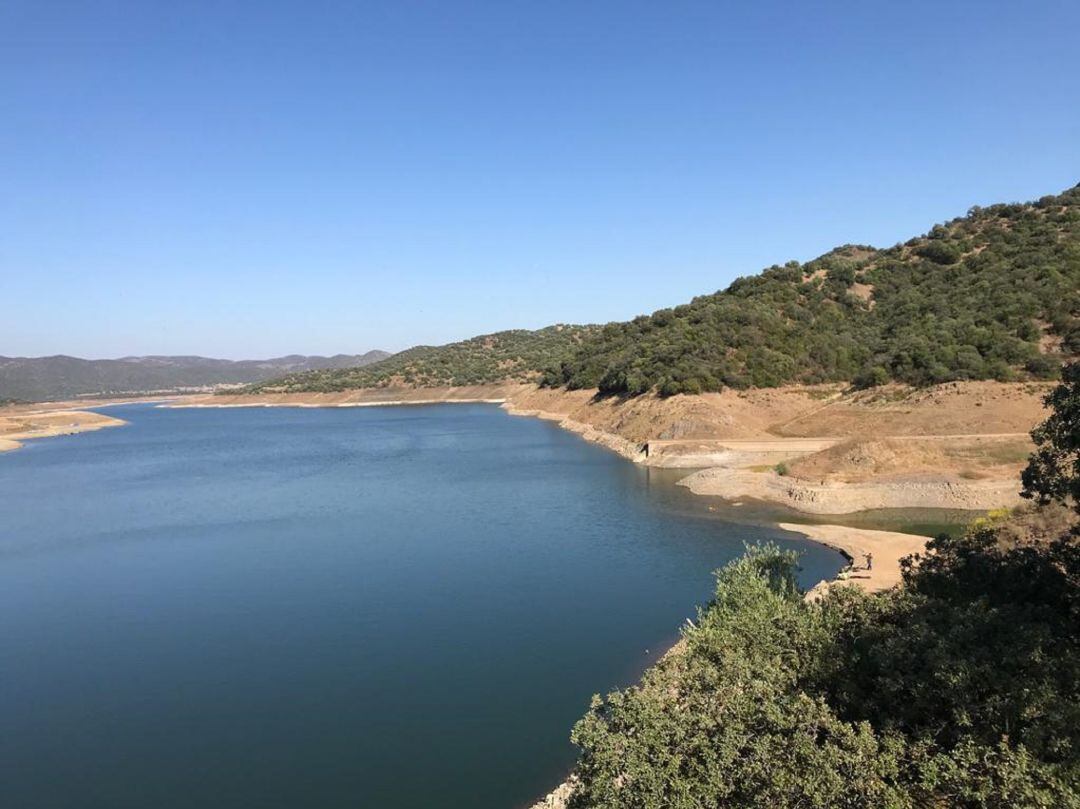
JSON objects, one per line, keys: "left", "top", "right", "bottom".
{"left": 772, "top": 381, "right": 1048, "bottom": 438}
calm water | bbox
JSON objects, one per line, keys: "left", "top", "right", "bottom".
{"left": 0, "top": 404, "right": 843, "bottom": 809}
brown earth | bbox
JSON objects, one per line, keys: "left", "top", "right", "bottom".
{"left": 783, "top": 523, "right": 927, "bottom": 594}
{"left": 0, "top": 407, "right": 127, "bottom": 451}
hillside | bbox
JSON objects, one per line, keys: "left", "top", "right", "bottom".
{"left": 551, "top": 184, "right": 1079, "bottom": 394}
{"left": 249, "top": 326, "right": 594, "bottom": 393}
{"left": 0, "top": 351, "right": 390, "bottom": 402}
{"left": 257, "top": 184, "right": 1079, "bottom": 396}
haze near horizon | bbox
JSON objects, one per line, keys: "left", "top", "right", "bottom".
{"left": 3, "top": 0, "right": 1078, "bottom": 359}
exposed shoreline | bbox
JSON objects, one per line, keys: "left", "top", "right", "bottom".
{"left": 678, "top": 467, "right": 1021, "bottom": 514}
{"left": 160, "top": 386, "right": 954, "bottom": 596}
{"left": 164, "top": 381, "right": 1039, "bottom": 516}
{"left": 0, "top": 407, "right": 127, "bottom": 452}
{"left": 175, "top": 397, "right": 509, "bottom": 408}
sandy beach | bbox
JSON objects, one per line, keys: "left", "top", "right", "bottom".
{"left": 0, "top": 407, "right": 127, "bottom": 452}
{"left": 780, "top": 523, "right": 929, "bottom": 594}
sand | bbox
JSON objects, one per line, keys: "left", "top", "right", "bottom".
{"left": 0, "top": 408, "right": 127, "bottom": 452}
{"left": 780, "top": 523, "right": 929, "bottom": 594}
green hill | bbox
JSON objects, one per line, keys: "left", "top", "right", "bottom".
{"left": 255, "top": 183, "right": 1079, "bottom": 396}
{"left": 550, "top": 184, "right": 1079, "bottom": 394}
{"left": 249, "top": 325, "right": 595, "bottom": 393}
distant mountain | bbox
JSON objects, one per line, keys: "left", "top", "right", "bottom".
{"left": 0, "top": 351, "right": 392, "bottom": 402}
{"left": 257, "top": 182, "right": 1079, "bottom": 396}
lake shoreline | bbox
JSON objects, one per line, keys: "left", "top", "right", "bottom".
{"left": 157, "top": 388, "right": 982, "bottom": 574}
{"left": 168, "top": 380, "right": 1037, "bottom": 515}
{"left": 5, "top": 390, "right": 974, "bottom": 589}
{"left": 7, "top": 390, "right": 952, "bottom": 809}
{"left": 0, "top": 408, "right": 127, "bottom": 452}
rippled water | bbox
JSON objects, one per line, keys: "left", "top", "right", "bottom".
{"left": 0, "top": 403, "right": 842, "bottom": 808}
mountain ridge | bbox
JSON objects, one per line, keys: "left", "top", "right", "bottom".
{"left": 0, "top": 351, "right": 392, "bottom": 402}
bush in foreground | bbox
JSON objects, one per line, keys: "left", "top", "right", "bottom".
{"left": 569, "top": 531, "right": 1079, "bottom": 808}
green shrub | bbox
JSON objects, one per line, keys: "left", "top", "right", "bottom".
{"left": 917, "top": 240, "right": 962, "bottom": 265}
{"left": 855, "top": 365, "right": 890, "bottom": 388}
{"left": 568, "top": 529, "right": 1080, "bottom": 807}
{"left": 1026, "top": 355, "right": 1062, "bottom": 380}
{"left": 546, "top": 185, "right": 1080, "bottom": 394}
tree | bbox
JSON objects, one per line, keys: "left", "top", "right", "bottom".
{"left": 566, "top": 536, "right": 1080, "bottom": 807}
{"left": 1022, "top": 361, "right": 1080, "bottom": 515}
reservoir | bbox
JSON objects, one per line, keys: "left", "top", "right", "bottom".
{"left": 0, "top": 403, "right": 842, "bottom": 808}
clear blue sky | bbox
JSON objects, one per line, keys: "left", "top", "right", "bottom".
{"left": 2, "top": 1, "right": 1078, "bottom": 359}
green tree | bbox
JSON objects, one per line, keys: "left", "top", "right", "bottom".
{"left": 1022, "top": 361, "right": 1080, "bottom": 515}
{"left": 566, "top": 520, "right": 1080, "bottom": 806}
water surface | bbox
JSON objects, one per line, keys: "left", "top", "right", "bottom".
{"left": 0, "top": 404, "right": 842, "bottom": 808}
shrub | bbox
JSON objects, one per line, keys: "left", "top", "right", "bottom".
{"left": 568, "top": 526, "right": 1080, "bottom": 807}
{"left": 1026, "top": 355, "right": 1062, "bottom": 380}
{"left": 855, "top": 365, "right": 890, "bottom": 389}
{"left": 917, "top": 240, "right": 963, "bottom": 265}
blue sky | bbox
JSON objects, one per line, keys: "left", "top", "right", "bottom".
{"left": 2, "top": 1, "right": 1078, "bottom": 359}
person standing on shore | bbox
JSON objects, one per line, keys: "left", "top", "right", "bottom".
{"left": 866, "top": 552, "right": 873, "bottom": 571}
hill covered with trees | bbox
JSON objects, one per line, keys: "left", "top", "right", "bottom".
{"left": 254, "top": 184, "right": 1078, "bottom": 396}
{"left": 549, "top": 184, "right": 1079, "bottom": 395}
{"left": 248, "top": 326, "right": 595, "bottom": 393}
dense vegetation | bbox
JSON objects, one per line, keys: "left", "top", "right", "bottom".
{"left": 255, "top": 183, "right": 1078, "bottom": 396}
{"left": 569, "top": 529, "right": 1078, "bottom": 808}
{"left": 565, "top": 367, "right": 1080, "bottom": 807}
{"left": 248, "top": 326, "right": 593, "bottom": 392}
{"left": 1023, "top": 360, "right": 1080, "bottom": 514}
{"left": 548, "top": 184, "right": 1080, "bottom": 394}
